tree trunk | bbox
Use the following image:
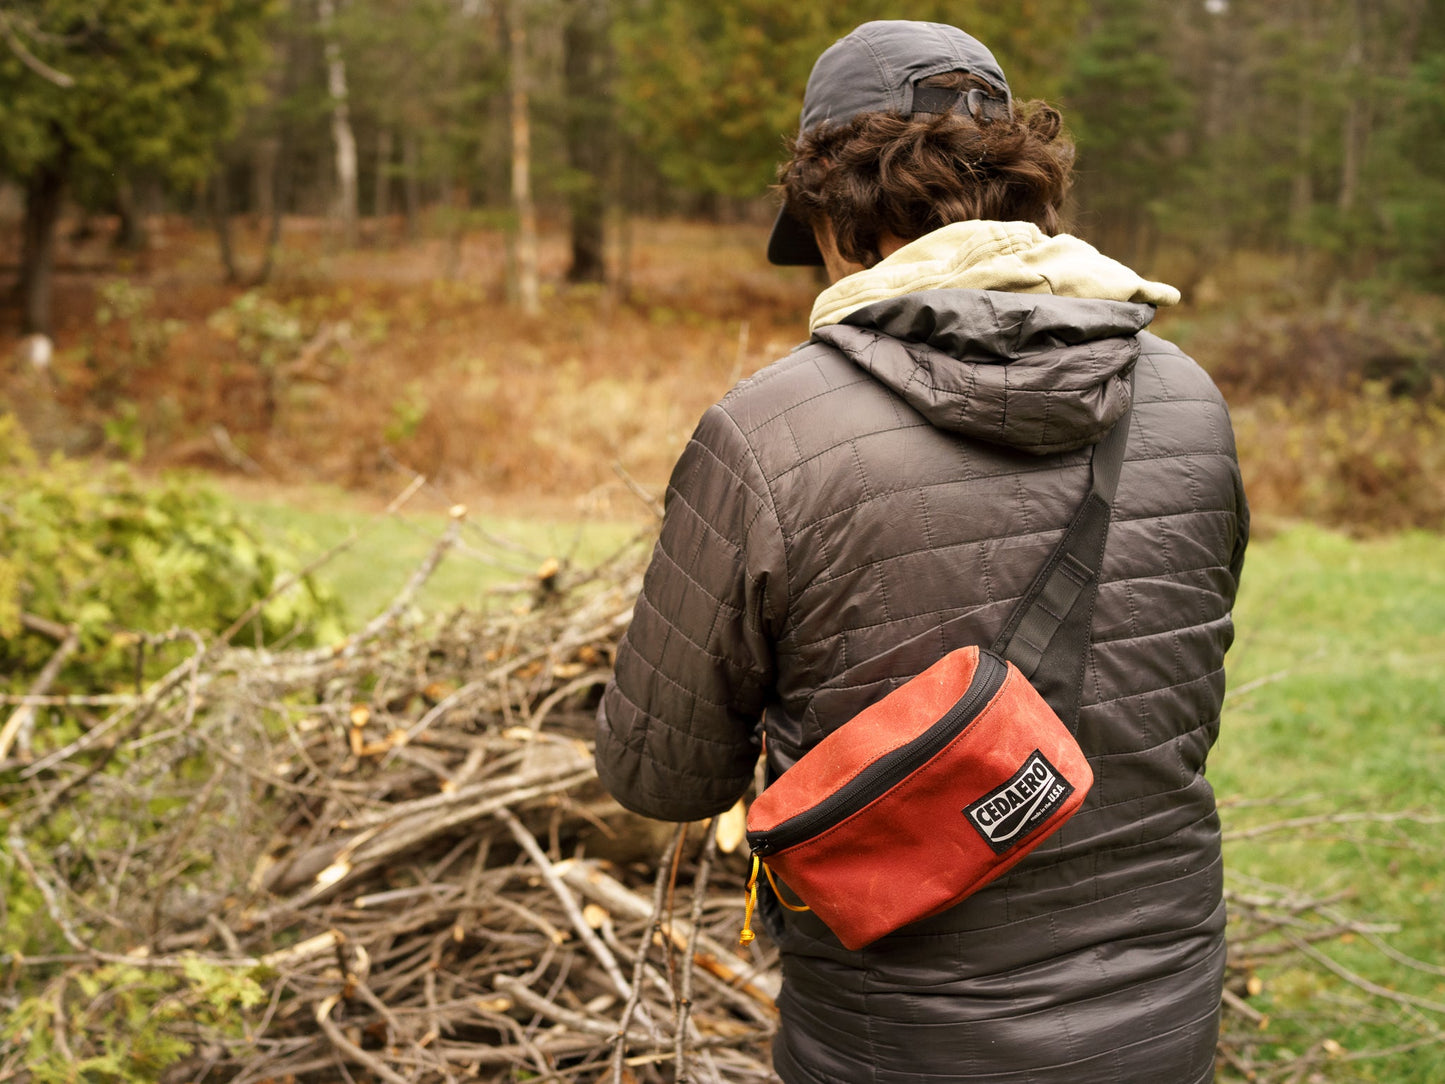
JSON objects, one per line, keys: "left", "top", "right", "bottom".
{"left": 19, "top": 158, "right": 67, "bottom": 336}
{"left": 1289, "top": 0, "right": 1315, "bottom": 260}
{"left": 509, "top": 2, "right": 540, "bottom": 313}
{"left": 1336, "top": 0, "right": 1366, "bottom": 216}
{"left": 318, "top": 0, "right": 359, "bottom": 248}
{"left": 256, "top": 4, "right": 301, "bottom": 285}
{"left": 615, "top": 150, "right": 634, "bottom": 297}
{"left": 114, "top": 176, "right": 150, "bottom": 253}
{"left": 251, "top": 109, "right": 295, "bottom": 287}
{"left": 374, "top": 128, "right": 393, "bottom": 223}
{"left": 402, "top": 132, "right": 422, "bottom": 241}
{"left": 253, "top": 136, "right": 280, "bottom": 224}
{"left": 212, "top": 168, "right": 240, "bottom": 285}
{"left": 563, "top": 0, "right": 610, "bottom": 284}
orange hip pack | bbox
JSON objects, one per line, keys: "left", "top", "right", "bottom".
{"left": 744, "top": 646, "right": 1091, "bottom": 950}
{"left": 741, "top": 372, "right": 1134, "bottom": 951}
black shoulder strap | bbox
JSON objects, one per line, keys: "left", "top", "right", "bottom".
{"left": 990, "top": 367, "right": 1135, "bottom": 731}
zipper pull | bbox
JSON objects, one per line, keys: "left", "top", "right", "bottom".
{"left": 739, "top": 854, "right": 761, "bottom": 945}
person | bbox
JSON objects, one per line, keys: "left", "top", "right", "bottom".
{"left": 595, "top": 19, "right": 1247, "bottom": 1084}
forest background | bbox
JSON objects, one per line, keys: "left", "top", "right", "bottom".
{"left": 1, "top": 0, "right": 1442, "bottom": 522}
{"left": 0, "top": 0, "right": 1443, "bottom": 1082}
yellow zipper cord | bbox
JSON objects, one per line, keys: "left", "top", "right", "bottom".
{"left": 763, "top": 862, "right": 813, "bottom": 913}
{"left": 740, "top": 854, "right": 815, "bottom": 945}
{"left": 740, "top": 855, "right": 761, "bottom": 945}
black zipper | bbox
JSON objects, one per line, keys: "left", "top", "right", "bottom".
{"left": 749, "top": 650, "right": 1009, "bottom": 857}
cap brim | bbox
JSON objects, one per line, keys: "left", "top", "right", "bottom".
{"left": 767, "top": 205, "right": 824, "bottom": 266}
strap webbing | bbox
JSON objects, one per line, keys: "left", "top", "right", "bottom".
{"left": 990, "top": 368, "right": 1135, "bottom": 729}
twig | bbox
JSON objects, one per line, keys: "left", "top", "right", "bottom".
{"left": 1224, "top": 647, "right": 1329, "bottom": 702}
{"left": 5, "top": 826, "right": 257, "bottom": 972}
{"left": 521, "top": 669, "right": 613, "bottom": 733}
{"left": 611, "top": 463, "right": 664, "bottom": 520}
{"left": 1225, "top": 809, "right": 1445, "bottom": 842}
{"left": 19, "top": 611, "right": 73, "bottom": 640}
{"left": 676, "top": 819, "right": 719, "bottom": 1084}
{"left": 0, "top": 621, "right": 78, "bottom": 761}
{"left": 19, "top": 631, "right": 208, "bottom": 780}
{"left": 494, "top": 806, "right": 641, "bottom": 1011}
{"left": 14, "top": 524, "right": 1433, "bottom": 1084}
{"left": 494, "top": 975, "right": 650, "bottom": 1042}
{"left": 217, "top": 473, "right": 431, "bottom": 654}
{"left": 612, "top": 822, "right": 688, "bottom": 1083}
{"left": 22, "top": 630, "right": 206, "bottom": 821}
{"left": 315, "top": 995, "right": 412, "bottom": 1084}
{"left": 559, "top": 860, "right": 780, "bottom": 1006}
{"left": 1288, "top": 936, "right": 1445, "bottom": 1017}
{"left": 0, "top": 8, "right": 74, "bottom": 86}
{"left": 211, "top": 424, "right": 264, "bottom": 475}
{"left": 1221, "top": 986, "right": 1266, "bottom": 1024}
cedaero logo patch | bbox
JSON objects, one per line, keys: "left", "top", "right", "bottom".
{"left": 964, "top": 750, "right": 1074, "bottom": 855}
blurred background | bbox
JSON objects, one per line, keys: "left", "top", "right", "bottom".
{"left": 0, "top": 0, "right": 1441, "bottom": 530}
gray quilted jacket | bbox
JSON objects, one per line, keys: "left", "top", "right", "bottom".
{"left": 597, "top": 285, "right": 1247, "bottom": 1083}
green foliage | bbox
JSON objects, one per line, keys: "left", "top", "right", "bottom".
{"left": 1232, "top": 389, "right": 1445, "bottom": 532}
{"left": 100, "top": 400, "right": 147, "bottom": 462}
{"left": 96, "top": 280, "right": 158, "bottom": 333}
{"left": 235, "top": 0, "right": 509, "bottom": 229}
{"left": 0, "top": 416, "right": 342, "bottom": 699}
{"left": 336, "top": 0, "right": 506, "bottom": 188}
{"left": 6, "top": 960, "right": 268, "bottom": 1082}
{"left": 181, "top": 955, "right": 269, "bottom": 1013}
{"left": 0, "top": 0, "right": 278, "bottom": 332}
{"left": 613, "top": 0, "right": 819, "bottom": 198}
{"left": 0, "top": 845, "right": 48, "bottom": 962}
{"left": 1377, "top": 50, "right": 1445, "bottom": 286}
{"left": 0, "top": 0, "right": 277, "bottom": 184}
{"left": 1159, "top": 294, "right": 1445, "bottom": 532}
{"left": 1046, "top": 0, "right": 1445, "bottom": 287}
{"left": 0, "top": 0, "right": 275, "bottom": 189}
{"left": 209, "top": 289, "right": 306, "bottom": 372}
{"left": 384, "top": 380, "right": 431, "bottom": 445}
{"left": 86, "top": 279, "right": 182, "bottom": 417}
{"left": 1061, "top": 0, "right": 1191, "bottom": 250}
{"left": 613, "top": 0, "right": 1086, "bottom": 199}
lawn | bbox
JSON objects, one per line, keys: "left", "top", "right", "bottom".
{"left": 234, "top": 483, "right": 651, "bottom": 621}
{"left": 1212, "top": 525, "right": 1445, "bottom": 1082}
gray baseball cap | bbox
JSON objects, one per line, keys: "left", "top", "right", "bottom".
{"left": 767, "top": 20, "right": 1013, "bottom": 267}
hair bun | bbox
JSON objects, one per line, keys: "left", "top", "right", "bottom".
{"left": 1026, "top": 104, "right": 1063, "bottom": 144}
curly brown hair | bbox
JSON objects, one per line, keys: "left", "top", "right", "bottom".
{"left": 778, "top": 73, "right": 1075, "bottom": 268}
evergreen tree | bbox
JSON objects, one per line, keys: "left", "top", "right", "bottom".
{"left": 1060, "top": 0, "right": 1192, "bottom": 266}
{"left": 613, "top": 0, "right": 1086, "bottom": 203}
{"left": 1378, "top": 19, "right": 1445, "bottom": 285}
{"left": 0, "top": 0, "right": 275, "bottom": 333}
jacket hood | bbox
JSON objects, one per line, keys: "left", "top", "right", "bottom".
{"left": 809, "top": 222, "right": 1172, "bottom": 454}
{"left": 810, "top": 220, "right": 1178, "bottom": 331}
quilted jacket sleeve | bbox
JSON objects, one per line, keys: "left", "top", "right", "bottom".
{"left": 595, "top": 403, "right": 787, "bottom": 821}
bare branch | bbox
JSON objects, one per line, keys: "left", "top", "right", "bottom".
{"left": 0, "top": 8, "right": 74, "bottom": 87}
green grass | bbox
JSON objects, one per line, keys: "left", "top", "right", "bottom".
{"left": 1213, "top": 525, "right": 1445, "bottom": 1082}
{"left": 232, "top": 488, "right": 650, "bottom": 622}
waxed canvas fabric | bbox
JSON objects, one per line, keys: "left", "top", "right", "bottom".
{"left": 596, "top": 273, "right": 1247, "bottom": 1081}
{"left": 746, "top": 647, "right": 1093, "bottom": 950}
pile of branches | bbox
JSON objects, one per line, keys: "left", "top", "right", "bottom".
{"left": 2, "top": 513, "right": 777, "bottom": 1083}
{"left": 1, "top": 510, "right": 1441, "bottom": 1083}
